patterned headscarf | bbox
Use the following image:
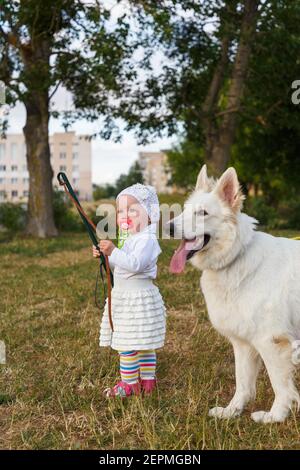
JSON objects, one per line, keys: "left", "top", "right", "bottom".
{"left": 116, "top": 183, "right": 160, "bottom": 223}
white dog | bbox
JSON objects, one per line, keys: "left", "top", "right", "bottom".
{"left": 168, "top": 165, "right": 300, "bottom": 423}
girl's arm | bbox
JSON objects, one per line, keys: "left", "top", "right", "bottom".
{"left": 109, "top": 237, "right": 161, "bottom": 273}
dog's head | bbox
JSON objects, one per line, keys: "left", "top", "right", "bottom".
{"left": 167, "top": 164, "right": 245, "bottom": 272}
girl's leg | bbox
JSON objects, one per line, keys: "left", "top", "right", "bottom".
{"left": 139, "top": 349, "right": 157, "bottom": 394}
{"left": 119, "top": 350, "right": 140, "bottom": 384}
{"left": 104, "top": 350, "right": 140, "bottom": 397}
{"left": 138, "top": 349, "right": 157, "bottom": 379}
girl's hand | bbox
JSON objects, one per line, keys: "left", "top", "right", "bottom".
{"left": 92, "top": 245, "right": 100, "bottom": 258}
{"left": 99, "top": 240, "right": 116, "bottom": 256}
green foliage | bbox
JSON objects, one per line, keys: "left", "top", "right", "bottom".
{"left": 229, "top": 0, "right": 300, "bottom": 202}
{"left": 281, "top": 198, "right": 300, "bottom": 230}
{"left": 166, "top": 140, "right": 205, "bottom": 190}
{"left": 0, "top": 0, "right": 134, "bottom": 139}
{"left": 0, "top": 202, "right": 26, "bottom": 231}
{"left": 114, "top": 161, "right": 144, "bottom": 195}
{"left": 244, "top": 197, "right": 278, "bottom": 229}
{"left": 93, "top": 184, "right": 116, "bottom": 201}
{"left": 121, "top": 1, "right": 300, "bottom": 201}
{"left": 93, "top": 161, "right": 144, "bottom": 201}
{"left": 52, "top": 189, "right": 83, "bottom": 232}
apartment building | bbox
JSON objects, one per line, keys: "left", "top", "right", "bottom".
{"left": 138, "top": 151, "right": 173, "bottom": 194}
{"left": 0, "top": 132, "right": 92, "bottom": 203}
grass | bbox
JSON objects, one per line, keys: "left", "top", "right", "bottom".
{"left": 1, "top": 229, "right": 300, "bottom": 450}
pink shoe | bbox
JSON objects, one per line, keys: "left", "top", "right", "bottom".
{"left": 140, "top": 378, "right": 157, "bottom": 395}
{"left": 104, "top": 380, "right": 141, "bottom": 398}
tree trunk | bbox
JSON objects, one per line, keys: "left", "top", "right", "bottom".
{"left": 204, "top": 0, "right": 259, "bottom": 175}
{"left": 202, "top": 35, "right": 230, "bottom": 166}
{"left": 22, "top": 41, "right": 58, "bottom": 237}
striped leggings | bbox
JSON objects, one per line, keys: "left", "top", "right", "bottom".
{"left": 119, "top": 350, "right": 156, "bottom": 384}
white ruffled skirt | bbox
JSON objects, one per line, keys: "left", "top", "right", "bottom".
{"left": 99, "top": 276, "right": 167, "bottom": 351}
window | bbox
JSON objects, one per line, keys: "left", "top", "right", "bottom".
{"left": 73, "top": 178, "right": 78, "bottom": 185}
{"left": 11, "top": 143, "right": 18, "bottom": 161}
{"left": 60, "top": 165, "right": 67, "bottom": 171}
{"left": 11, "top": 190, "right": 18, "bottom": 197}
{"left": 59, "top": 152, "right": 66, "bottom": 159}
{"left": 11, "top": 178, "right": 18, "bottom": 184}
{"left": 0, "top": 177, "right": 4, "bottom": 184}
{"left": 72, "top": 165, "right": 79, "bottom": 172}
{"left": 11, "top": 165, "right": 18, "bottom": 171}
{"left": 23, "top": 190, "right": 29, "bottom": 197}
{"left": 22, "top": 164, "right": 27, "bottom": 171}
{"left": 0, "top": 143, "right": 5, "bottom": 161}
{"left": 0, "top": 165, "right": 6, "bottom": 171}
{"left": 0, "top": 190, "right": 6, "bottom": 201}
{"left": 59, "top": 142, "right": 66, "bottom": 146}
{"left": 72, "top": 152, "right": 79, "bottom": 160}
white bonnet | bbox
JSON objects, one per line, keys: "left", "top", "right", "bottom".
{"left": 116, "top": 183, "right": 160, "bottom": 223}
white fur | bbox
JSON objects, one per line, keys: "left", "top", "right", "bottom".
{"left": 173, "top": 166, "right": 300, "bottom": 423}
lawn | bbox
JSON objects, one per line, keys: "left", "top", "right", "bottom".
{"left": 1, "top": 229, "right": 300, "bottom": 450}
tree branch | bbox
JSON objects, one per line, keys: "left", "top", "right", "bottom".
{"left": 49, "top": 80, "right": 62, "bottom": 101}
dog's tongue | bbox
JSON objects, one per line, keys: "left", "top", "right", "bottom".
{"left": 169, "top": 240, "right": 189, "bottom": 274}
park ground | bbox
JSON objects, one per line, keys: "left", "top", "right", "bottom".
{"left": 1, "top": 228, "right": 300, "bottom": 450}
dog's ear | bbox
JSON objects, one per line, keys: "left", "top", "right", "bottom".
{"left": 215, "top": 167, "right": 244, "bottom": 211}
{"left": 195, "top": 164, "right": 209, "bottom": 191}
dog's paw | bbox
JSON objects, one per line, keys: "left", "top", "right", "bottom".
{"left": 291, "top": 340, "right": 300, "bottom": 365}
{"left": 209, "top": 406, "right": 241, "bottom": 419}
{"left": 251, "top": 410, "right": 286, "bottom": 423}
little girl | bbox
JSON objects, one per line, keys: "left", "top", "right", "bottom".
{"left": 92, "top": 183, "right": 166, "bottom": 398}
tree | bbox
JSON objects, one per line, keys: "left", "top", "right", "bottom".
{"left": 0, "top": 0, "right": 132, "bottom": 237}
{"left": 93, "top": 183, "right": 116, "bottom": 201}
{"left": 124, "top": 0, "right": 300, "bottom": 193}
{"left": 202, "top": 0, "right": 259, "bottom": 174}
{"left": 165, "top": 1, "right": 300, "bottom": 200}
{"left": 231, "top": 0, "right": 300, "bottom": 205}
{"left": 121, "top": 0, "right": 260, "bottom": 174}
{"left": 166, "top": 140, "right": 205, "bottom": 190}
{"left": 114, "top": 161, "right": 144, "bottom": 197}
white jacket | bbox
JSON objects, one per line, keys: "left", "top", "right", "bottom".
{"left": 108, "top": 223, "right": 162, "bottom": 279}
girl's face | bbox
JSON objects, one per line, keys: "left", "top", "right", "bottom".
{"left": 117, "top": 195, "right": 150, "bottom": 234}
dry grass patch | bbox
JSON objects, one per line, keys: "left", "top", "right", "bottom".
{"left": 1, "top": 231, "right": 300, "bottom": 449}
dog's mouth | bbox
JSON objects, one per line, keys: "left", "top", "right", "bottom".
{"left": 169, "top": 234, "right": 211, "bottom": 274}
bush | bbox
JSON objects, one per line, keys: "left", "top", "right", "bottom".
{"left": 244, "top": 197, "right": 278, "bottom": 229}
{"left": 282, "top": 198, "right": 300, "bottom": 230}
{"left": 53, "top": 189, "right": 83, "bottom": 232}
{"left": 0, "top": 202, "right": 26, "bottom": 231}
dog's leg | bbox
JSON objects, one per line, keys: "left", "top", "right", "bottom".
{"left": 251, "top": 341, "right": 300, "bottom": 424}
{"left": 209, "top": 338, "right": 261, "bottom": 419}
